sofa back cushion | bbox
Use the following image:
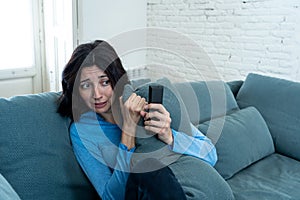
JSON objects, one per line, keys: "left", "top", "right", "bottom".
{"left": 236, "top": 73, "right": 300, "bottom": 161}
{"left": 0, "top": 92, "right": 98, "bottom": 200}
{"left": 197, "top": 106, "right": 274, "bottom": 179}
{"left": 174, "top": 81, "right": 239, "bottom": 125}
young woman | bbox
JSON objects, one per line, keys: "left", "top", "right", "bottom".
{"left": 57, "top": 40, "right": 217, "bottom": 200}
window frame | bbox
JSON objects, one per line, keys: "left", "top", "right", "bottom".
{"left": 0, "top": 0, "right": 45, "bottom": 94}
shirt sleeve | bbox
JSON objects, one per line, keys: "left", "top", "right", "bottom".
{"left": 70, "top": 124, "right": 135, "bottom": 200}
{"left": 170, "top": 124, "right": 218, "bottom": 166}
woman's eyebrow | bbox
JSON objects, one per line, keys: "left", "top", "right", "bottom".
{"left": 80, "top": 78, "right": 90, "bottom": 83}
{"left": 99, "top": 75, "right": 108, "bottom": 79}
{"left": 80, "top": 75, "right": 108, "bottom": 83}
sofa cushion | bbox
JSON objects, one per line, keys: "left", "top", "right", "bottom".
{"left": 174, "top": 81, "right": 239, "bottom": 125}
{"left": 0, "top": 173, "right": 21, "bottom": 200}
{"left": 197, "top": 106, "right": 274, "bottom": 179}
{"left": 0, "top": 92, "right": 98, "bottom": 200}
{"left": 236, "top": 73, "right": 300, "bottom": 161}
{"left": 227, "top": 153, "right": 300, "bottom": 200}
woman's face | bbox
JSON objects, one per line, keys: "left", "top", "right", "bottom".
{"left": 79, "top": 65, "right": 114, "bottom": 116}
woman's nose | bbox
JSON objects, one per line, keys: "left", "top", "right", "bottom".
{"left": 93, "top": 86, "right": 102, "bottom": 99}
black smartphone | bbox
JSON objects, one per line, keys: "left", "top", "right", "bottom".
{"left": 148, "top": 85, "right": 163, "bottom": 104}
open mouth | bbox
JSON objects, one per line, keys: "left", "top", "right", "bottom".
{"left": 94, "top": 102, "right": 107, "bottom": 109}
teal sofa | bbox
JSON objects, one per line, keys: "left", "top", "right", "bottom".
{"left": 1, "top": 73, "right": 300, "bottom": 199}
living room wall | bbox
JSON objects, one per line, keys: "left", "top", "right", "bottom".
{"left": 146, "top": 0, "right": 300, "bottom": 82}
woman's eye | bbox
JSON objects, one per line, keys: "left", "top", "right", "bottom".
{"left": 101, "top": 80, "right": 110, "bottom": 86}
{"left": 80, "top": 82, "right": 90, "bottom": 89}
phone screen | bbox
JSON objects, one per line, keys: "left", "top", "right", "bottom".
{"left": 149, "top": 85, "right": 163, "bottom": 104}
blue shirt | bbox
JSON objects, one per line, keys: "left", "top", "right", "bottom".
{"left": 70, "top": 111, "right": 217, "bottom": 200}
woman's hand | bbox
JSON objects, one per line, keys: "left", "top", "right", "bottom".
{"left": 143, "top": 104, "right": 173, "bottom": 145}
{"left": 119, "top": 93, "right": 146, "bottom": 136}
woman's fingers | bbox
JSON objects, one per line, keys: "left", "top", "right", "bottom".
{"left": 143, "top": 104, "right": 170, "bottom": 122}
{"left": 124, "top": 93, "right": 147, "bottom": 119}
{"left": 143, "top": 104, "right": 172, "bottom": 132}
{"left": 144, "top": 114, "right": 173, "bottom": 145}
{"left": 121, "top": 94, "right": 147, "bottom": 135}
{"left": 144, "top": 110, "right": 163, "bottom": 121}
{"left": 144, "top": 125, "right": 164, "bottom": 134}
{"left": 145, "top": 103, "right": 168, "bottom": 114}
{"left": 144, "top": 113, "right": 171, "bottom": 127}
{"left": 134, "top": 96, "right": 146, "bottom": 112}
{"left": 144, "top": 117, "right": 164, "bottom": 127}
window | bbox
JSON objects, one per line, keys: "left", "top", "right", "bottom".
{"left": 0, "top": 0, "right": 35, "bottom": 70}
{"left": 0, "top": 0, "right": 74, "bottom": 97}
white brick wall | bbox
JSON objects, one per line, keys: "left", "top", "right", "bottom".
{"left": 146, "top": 0, "right": 300, "bottom": 82}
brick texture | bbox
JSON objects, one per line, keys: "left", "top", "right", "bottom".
{"left": 145, "top": 0, "right": 300, "bottom": 82}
